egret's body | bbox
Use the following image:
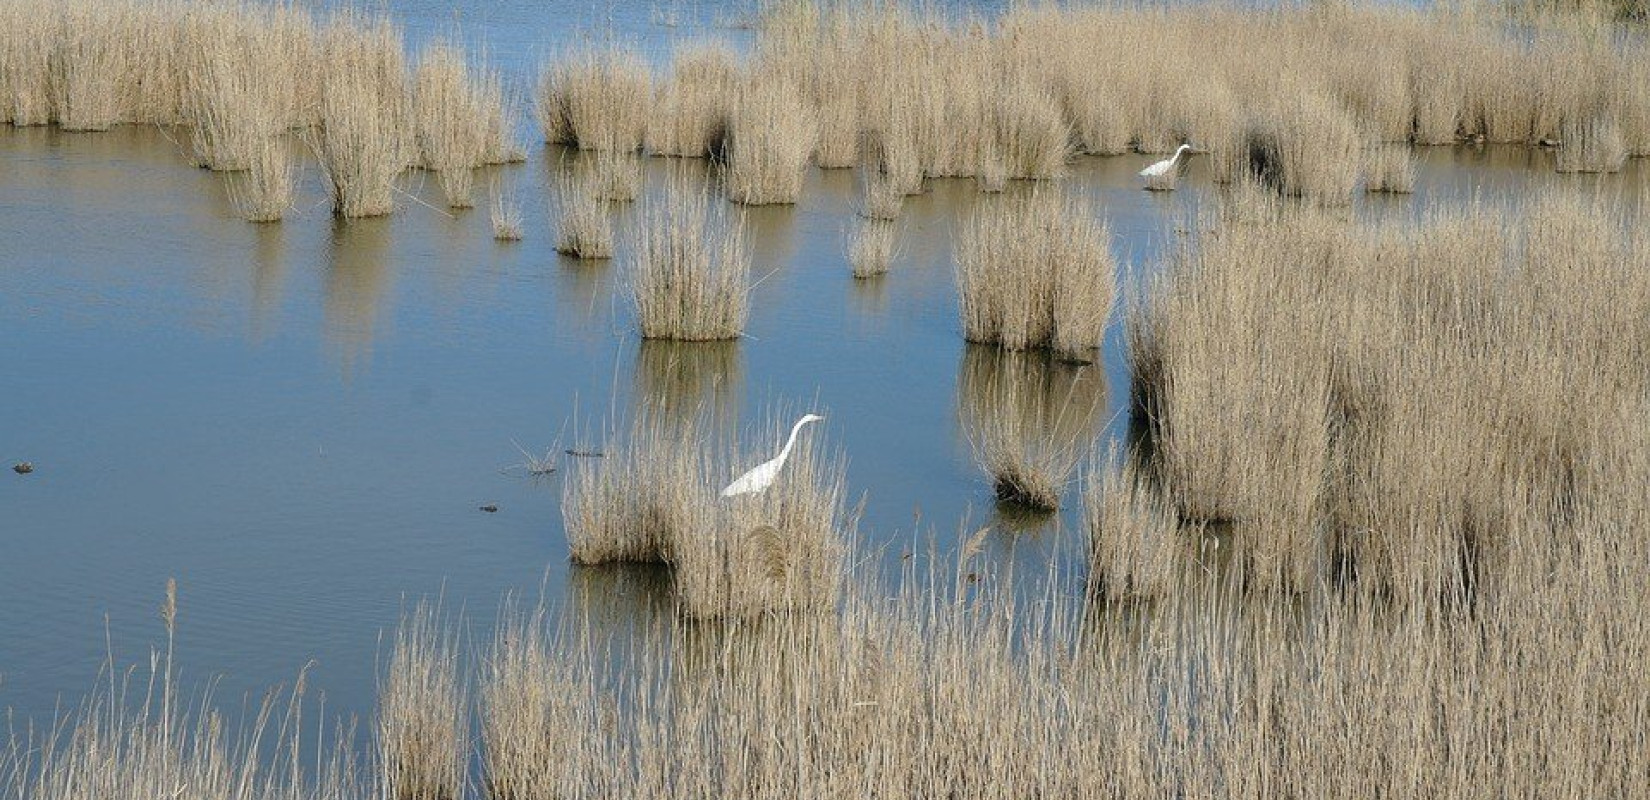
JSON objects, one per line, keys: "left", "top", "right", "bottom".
{"left": 1139, "top": 144, "right": 1193, "bottom": 178}
{"left": 720, "top": 414, "right": 825, "bottom": 498}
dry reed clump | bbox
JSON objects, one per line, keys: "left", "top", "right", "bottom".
{"left": 562, "top": 412, "right": 710, "bottom": 565}
{"left": 560, "top": 405, "right": 849, "bottom": 619}
{"left": 1084, "top": 447, "right": 1197, "bottom": 600}
{"left": 314, "top": 15, "right": 412, "bottom": 219}
{"left": 959, "top": 347, "right": 1106, "bottom": 512}
{"left": 413, "top": 40, "right": 506, "bottom": 208}
{"left": 723, "top": 78, "right": 818, "bottom": 205}
{"left": 46, "top": 2, "right": 131, "bottom": 132}
{"left": 1240, "top": 92, "right": 1362, "bottom": 205}
{"left": 955, "top": 191, "right": 1116, "bottom": 361}
{"left": 673, "top": 413, "right": 849, "bottom": 620}
{"left": 630, "top": 183, "right": 750, "bottom": 341}
{"left": 859, "top": 170, "right": 905, "bottom": 220}
{"left": 1134, "top": 192, "right": 1650, "bottom": 595}
{"left": 182, "top": 3, "right": 310, "bottom": 172}
{"left": 479, "top": 603, "right": 606, "bottom": 800}
{"left": 648, "top": 42, "right": 739, "bottom": 158}
{"left": 588, "top": 148, "right": 642, "bottom": 202}
{"left": 553, "top": 168, "right": 613, "bottom": 260}
{"left": 848, "top": 220, "right": 896, "bottom": 279}
{"left": 1, "top": 0, "right": 56, "bottom": 126}
{"left": 228, "top": 135, "right": 295, "bottom": 222}
{"left": 1555, "top": 114, "right": 1627, "bottom": 173}
{"left": 490, "top": 184, "right": 522, "bottom": 241}
{"left": 13, "top": 515, "right": 1650, "bottom": 799}
{"left": 536, "top": 49, "right": 650, "bottom": 152}
{"left": 1362, "top": 142, "right": 1416, "bottom": 193}
{"left": 378, "top": 601, "right": 466, "bottom": 800}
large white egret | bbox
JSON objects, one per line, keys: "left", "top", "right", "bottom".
{"left": 1139, "top": 144, "right": 1193, "bottom": 179}
{"left": 720, "top": 414, "right": 825, "bottom": 498}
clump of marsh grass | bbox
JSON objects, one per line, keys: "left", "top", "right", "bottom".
{"left": 1084, "top": 448, "right": 1191, "bottom": 600}
{"left": 228, "top": 134, "right": 295, "bottom": 222}
{"left": 479, "top": 603, "right": 604, "bottom": 800}
{"left": 378, "top": 600, "right": 467, "bottom": 800}
{"left": 1241, "top": 93, "right": 1362, "bottom": 205}
{"left": 956, "top": 191, "right": 1116, "bottom": 361}
{"left": 314, "top": 14, "right": 412, "bottom": 218}
{"left": 673, "top": 412, "right": 850, "bottom": 620}
{"left": 536, "top": 49, "right": 651, "bottom": 152}
{"left": 1555, "top": 115, "right": 1627, "bottom": 173}
{"left": 849, "top": 220, "right": 897, "bottom": 279}
{"left": 723, "top": 78, "right": 818, "bottom": 205}
{"left": 588, "top": 147, "right": 642, "bottom": 203}
{"left": 648, "top": 42, "right": 739, "bottom": 158}
{"left": 562, "top": 412, "right": 710, "bottom": 564}
{"left": 47, "top": 3, "right": 130, "bottom": 132}
{"left": 859, "top": 170, "right": 905, "bottom": 220}
{"left": 960, "top": 347, "right": 1105, "bottom": 512}
{"left": 0, "top": 580, "right": 362, "bottom": 800}
{"left": 413, "top": 40, "right": 504, "bottom": 208}
{"left": 630, "top": 182, "right": 750, "bottom": 341}
{"left": 1363, "top": 142, "right": 1416, "bottom": 193}
{"left": 1, "top": 0, "right": 56, "bottom": 126}
{"left": 554, "top": 169, "right": 613, "bottom": 259}
{"left": 490, "top": 184, "right": 523, "bottom": 241}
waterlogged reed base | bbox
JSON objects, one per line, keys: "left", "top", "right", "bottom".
{"left": 378, "top": 601, "right": 466, "bottom": 800}
{"left": 554, "top": 168, "right": 613, "bottom": 259}
{"left": 631, "top": 184, "right": 750, "bottom": 341}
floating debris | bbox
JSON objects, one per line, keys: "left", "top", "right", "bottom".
{"left": 12, "top": 462, "right": 33, "bottom": 474}
{"left": 479, "top": 504, "right": 499, "bottom": 513}
{"left": 564, "top": 449, "right": 606, "bottom": 458}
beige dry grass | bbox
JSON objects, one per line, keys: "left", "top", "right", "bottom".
{"left": 1363, "top": 142, "right": 1416, "bottom": 193}
{"left": 379, "top": 601, "right": 466, "bottom": 800}
{"left": 313, "top": 14, "right": 412, "bottom": 218}
{"left": 553, "top": 168, "right": 613, "bottom": 260}
{"left": 858, "top": 169, "right": 905, "bottom": 220}
{"left": 537, "top": 49, "right": 650, "bottom": 152}
{"left": 630, "top": 182, "right": 750, "bottom": 341}
{"left": 849, "top": 220, "right": 896, "bottom": 279}
{"left": 489, "top": 183, "right": 522, "bottom": 241}
{"left": 562, "top": 412, "right": 709, "bottom": 565}
{"left": 723, "top": 78, "right": 817, "bottom": 205}
{"left": 1135, "top": 191, "right": 1650, "bottom": 594}
{"left": 413, "top": 40, "right": 499, "bottom": 207}
{"left": 960, "top": 347, "right": 1106, "bottom": 511}
{"left": 228, "top": 134, "right": 295, "bottom": 222}
{"left": 956, "top": 191, "right": 1116, "bottom": 360}
{"left": 673, "top": 412, "right": 849, "bottom": 620}
{"left": 648, "top": 42, "right": 738, "bottom": 158}
{"left": 1084, "top": 447, "right": 1193, "bottom": 600}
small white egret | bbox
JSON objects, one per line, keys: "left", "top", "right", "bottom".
{"left": 1138, "top": 144, "right": 1194, "bottom": 179}
{"left": 719, "top": 414, "right": 825, "bottom": 498}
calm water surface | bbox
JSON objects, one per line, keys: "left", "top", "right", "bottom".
{"left": 2, "top": 0, "right": 1646, "bottom": 725}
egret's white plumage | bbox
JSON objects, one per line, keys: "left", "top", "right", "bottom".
{"left": 1139, "top": 144, "right": 1193, "bottom": 178}
{"left": 720, "top": 414, "right": 825, "bottom": 498}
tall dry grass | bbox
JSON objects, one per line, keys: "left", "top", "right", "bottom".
{"left": 413, "top": 40, "right": 507, "bottom": 207}
{"left": 314, "top": 14, "right": 412, "bottom": 219}
{"left": 723, "top": 78, "right": 817, "bottom": 205}
{"left": 378, "top": 601, "right": 466, "bottom": 800}
{"left": 1133, "top": 191, "right": 1650, "bottom": 595}
{"left": 536, "top": 49, "right": 650, "bottom": 152}
{"left": 956, "top": 191, "right": 1116, "bottom": 361}
{"left": 1555, "top": 114, "right": 1628, "bottom": 172}
{"left": 630, "top": 182, "right": 750, "bottom": 341}
{"left": 553, "top": 166, "right": 613, "bottom": 260}
{"left": 960, "top": 348, "right": 1106, "bottom": 511}
{"left": 648, "top": 42, "right": 738, "bottom": 158}
{"left": 560, "top": 406, "right": 848, "bottom": 619}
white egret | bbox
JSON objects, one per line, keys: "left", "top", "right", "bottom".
{"left": 1138, "top": 144, "right": 1193, "bottom": 179}
{"left": 719, "top": 414, "right": 825, "bottom": 498}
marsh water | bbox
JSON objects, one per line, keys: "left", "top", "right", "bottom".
{"left": 3, "top": 1, "right": 1648, "bottom": 726}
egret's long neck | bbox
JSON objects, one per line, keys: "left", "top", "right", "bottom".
{"left": 776, "top": 419, "right": 810, "bottom": 464}
{"left": 1173, "top": 145, "right": 1189, "bottom": 163}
